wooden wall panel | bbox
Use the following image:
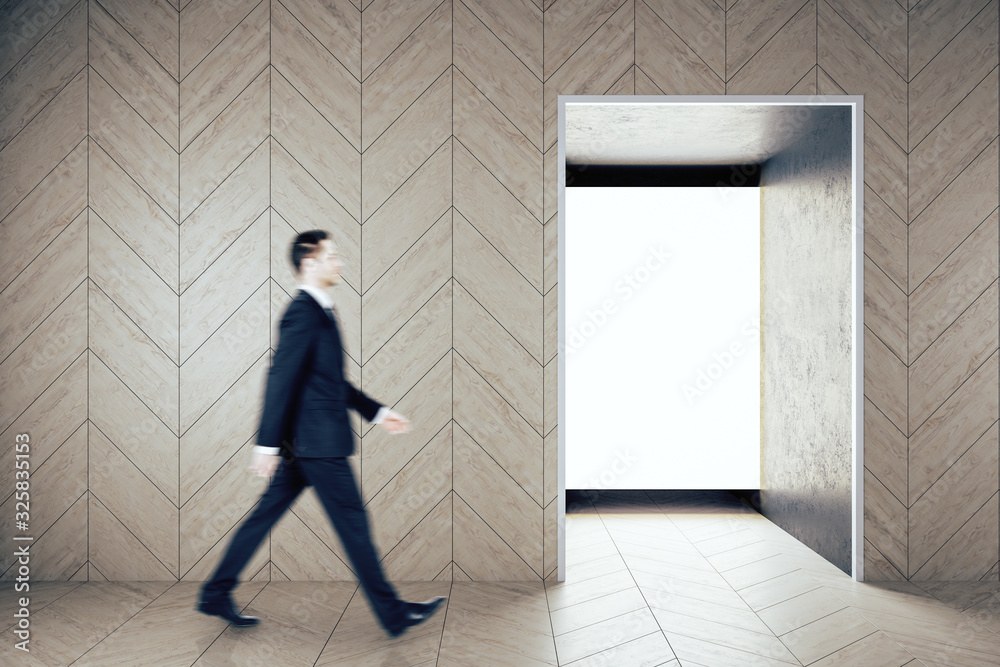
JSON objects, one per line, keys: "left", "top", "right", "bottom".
{"left": 0, "top": 0, "right": 87, "bottom": 151}
{"left": 84, "top": 0, "right": 180, "bottom": 583}
{"left": 636, "top": 0, "right": 723, "bottom": 96}
{"left": 359, "top": 0, "right": 454, "bottom": 581}
{"left": 0, "top": 0, "right": 88, "bottom": 581}
{"left": 1, "top": 0, "right": 82, "bottom": 79}
{"left": 902, "top": 0, "right": 1000, "bottom": 581}
{"left": 90, "top": 0, "right": 177, "bottom": 150}
{"left": 728, "top": 0, "right": 815, "bottom": 94}
{"left": 2, "top": 0, "right": 999, "bottom": 582}
{"left": 180, "top": 68, "right": 269, "bottom": 221}
{"left": 176, "top": 0, "right": 271, "bottom": 582}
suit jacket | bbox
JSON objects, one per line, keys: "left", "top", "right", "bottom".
{"left": 257, "top": 289, "right": 382, "bottom": 458}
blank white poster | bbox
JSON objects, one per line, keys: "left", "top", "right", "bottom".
{"left": 564, "top": 187, "right": 761, "bottom": 489}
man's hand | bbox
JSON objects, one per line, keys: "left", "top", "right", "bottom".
{"left": 380, "top": 410, "right": 411, "bottom": 434}
{"left": 250, "top": 453, "right": 280, "bottom": 478}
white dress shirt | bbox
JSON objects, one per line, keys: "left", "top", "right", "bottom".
{"left": 253, "top": 285, "right": 388, "bottom": 457}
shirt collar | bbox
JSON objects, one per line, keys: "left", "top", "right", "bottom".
{"left": 297, "top": 284, "right": 334, "bottom": 310}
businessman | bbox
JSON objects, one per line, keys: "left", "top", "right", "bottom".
{"left": 198, "top": 230, "right": 445, "bottom": 636}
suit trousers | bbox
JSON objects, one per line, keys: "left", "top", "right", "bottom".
{"left": 201, "top": 456, "right": 406, "bottom": 632}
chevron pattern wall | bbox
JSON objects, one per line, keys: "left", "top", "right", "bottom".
{"left": 0, "top": 0, "right": 997, "bottom": 583}
{"left": 853, "top": 0, "right": 1000, "bottom": 581}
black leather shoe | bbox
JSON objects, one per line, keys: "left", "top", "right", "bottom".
{"left": 197, "top": 597, "right": 260, "bottom": 627}
{"left": 388, "top": 596, "right": 447, "bottom": 637}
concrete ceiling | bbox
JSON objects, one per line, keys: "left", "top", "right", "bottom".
{"left": 564, "top": 103, "right": 838, "bottom": 166}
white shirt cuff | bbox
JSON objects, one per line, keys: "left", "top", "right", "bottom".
{"left": 373, "top": 406, "right": 389, "bottom": 424}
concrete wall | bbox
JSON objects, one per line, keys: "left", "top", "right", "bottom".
{"left": 760, "top": 107, "right": 855, "bottom": 574}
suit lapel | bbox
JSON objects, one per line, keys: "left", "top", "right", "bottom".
{"left": 297, "top": 289, "right": 343, "bottom": 354}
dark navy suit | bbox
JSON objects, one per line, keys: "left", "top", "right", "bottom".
{"left": 201, "top": 289, "right": 407, "bottom": 632}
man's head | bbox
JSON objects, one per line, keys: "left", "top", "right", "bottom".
{"left": 291, "top": 230, "right": 342, "bottom": 288}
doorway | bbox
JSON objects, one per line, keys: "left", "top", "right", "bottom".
{"left": 557, "top": 97, "right": 864, "bottom": 580}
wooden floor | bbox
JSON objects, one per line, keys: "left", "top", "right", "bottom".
{"left": 2, "top": 491, "right": 999, "bottom": 666}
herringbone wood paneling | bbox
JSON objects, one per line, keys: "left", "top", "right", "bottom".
{"left": 88, "top": 0, "right": 181, "bottom": 580}
{"left": 902, "top": 0, "right": 1000, "bottom": 570}
{"left": 0, "top": 0, "right": 88, "bottom": 581}
{"left": 359, "top": 16, "right": 450, "bottom": 403}
{"left": 2, "top": 0, "right": 999, "bottom": 589}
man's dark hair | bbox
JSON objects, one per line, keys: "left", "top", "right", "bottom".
{"left": 290, "top": 230, "right": 329, "bottom": 272}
